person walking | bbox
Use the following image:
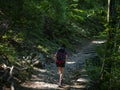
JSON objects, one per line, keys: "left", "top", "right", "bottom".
{"left": 54, "top": 44, "right": 67, "bottom": 87}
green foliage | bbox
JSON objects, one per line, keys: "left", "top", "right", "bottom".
{"left": 1, "top": 0, "right": 120, "bottom": 88}
{"left": 87, "top": 27, "right": 120, "bottom": 89}
{"left": 86, "top": 56, "right": 102, "bottom": 77}
{"left": 0, "top": 43, "right": 17, "bottom": 59}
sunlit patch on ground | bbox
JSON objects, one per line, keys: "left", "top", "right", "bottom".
{"left": 92, "top": 40, "right": 106, "bottom": 44}
{"left": 20, "top": 40, "right": 102, "bottom": 90}
{"left": 39, "top": 69, "right": 47, "bottom": 73}
{"left": 66, "top": 61, "right": 76, "bottom": 64}
{"left": 34, "top": 68, "right": 47, "bottom": 72}
{"left": 77, "top": 78, "right": 89, "bottom": 83}
{"left": 22, "top": 81, "right": 59, "bottom": 89}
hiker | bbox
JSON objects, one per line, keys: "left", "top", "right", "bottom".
{"left": 54, "top": 44, "right": 67, "bottom": 87}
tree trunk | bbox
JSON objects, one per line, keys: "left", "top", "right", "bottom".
{"left": 105, "top": 0, "right": 116, "bottom": 89}
{"left": 106, "top": 0, "right": 116, "bottom": 63}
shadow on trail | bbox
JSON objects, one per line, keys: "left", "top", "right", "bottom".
{"left": 17, "top": 40, "right": 105, "bottom": 90}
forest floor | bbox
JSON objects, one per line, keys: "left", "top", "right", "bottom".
{"left": 17, "top": 39, "right": 104, "bottom": 90}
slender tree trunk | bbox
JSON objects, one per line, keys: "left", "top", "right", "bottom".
{"left": 105, "top": 0, "right": 116, "bottom": 89}
{"left": 106, "top": 0, "right": 116, "bottom": 63}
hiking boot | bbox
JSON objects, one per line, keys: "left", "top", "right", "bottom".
{"left": 58, "top": 79, "right": 63, "bottom": 87}
{"left": 61, "top": 79, "right": 63, "bottom": 85}
{"left": 58, "top": 80, "right": 62, "bottom": 87}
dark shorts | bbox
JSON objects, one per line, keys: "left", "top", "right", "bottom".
{"left": 56, "top": 62, "right": 65, "bottom": 67}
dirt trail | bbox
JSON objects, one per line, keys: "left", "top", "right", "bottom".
{"left": 19, "top": 40, "right": 104, "bottom": 90}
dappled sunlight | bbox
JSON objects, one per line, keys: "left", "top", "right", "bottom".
{"left": 92, "top": 40, "right": 106, "bottom": 44}
{"left": 37, "top": 68, "right": 47, "bottom": 73}
{"left": 68, "top": 85, "right": 86, "bottom": 89}
{"left": 66, "top": 61, "right": 76, "bottom": 64}
{"left": 22, "top": 81, "right": 59, "bottom": 89}
{"left": 22, "top": 67, "right": 59, "bottom": 89}
{"left": 33, "top": 68, "right": 53, "bottom": 75}
{"left": 20, "top": 40, "right": 100, "bottom": 90}
{"left": 77, "top": 78, "right": 88, "bottom": 83}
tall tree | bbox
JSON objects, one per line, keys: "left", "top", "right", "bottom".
{"left": 105, "top": 0, "right": 116, "bottom": 89}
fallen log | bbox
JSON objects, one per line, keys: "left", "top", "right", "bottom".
{"left": 0, "top": 64, "right": 14, "bottom": 90}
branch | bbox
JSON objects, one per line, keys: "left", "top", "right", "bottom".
{"left": 7, "top": 66, "right": 14, "bottom": 81}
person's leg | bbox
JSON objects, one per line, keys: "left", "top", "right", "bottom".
{"left": 57, "top": 67, "right": 61, "bottom": 86}
{"left": 59, "top": 63, "right": 65, "bottom": 82}
{"left": 59, "top": 67, "right": 64, "bottom": 81}
{"left": 57, "top": 63, "right": 65, "bottom": 86}
{"left": 58, "top": 67, "right": 64, "bottom": 86}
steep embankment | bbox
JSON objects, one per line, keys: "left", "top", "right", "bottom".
{"left": 17, "top": 39, "right": 104, "bottom": 90}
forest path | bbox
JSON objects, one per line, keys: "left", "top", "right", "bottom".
{"left": 19, "top": 39, "right": 104, "bottom": 90}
